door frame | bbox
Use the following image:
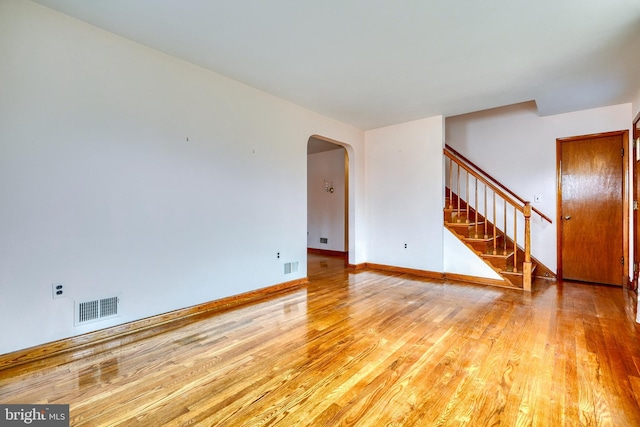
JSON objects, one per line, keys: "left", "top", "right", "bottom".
{"left": 306, "top": 135, "right": 350, "bottom": 263}
{"left": 556, "top": 130, "right": 629, "bottom": 285}
{"left": 632, "top": 114, "right": 640, "bottom": 289}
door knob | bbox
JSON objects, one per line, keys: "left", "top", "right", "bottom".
{"left": 564, "top": 215, "right": 571, "bottom": 220}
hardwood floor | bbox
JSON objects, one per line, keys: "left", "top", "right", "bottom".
{"left": 2, "top": 254, "right": 640, "bottom": 426}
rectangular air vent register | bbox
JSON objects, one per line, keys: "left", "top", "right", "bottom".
{"left": 74, "top": 294, "right": 122, "bottom": 326}
{"left": 284, "top": 262, "right": 299, "bottom": 275}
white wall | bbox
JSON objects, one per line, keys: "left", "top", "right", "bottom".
{"left": 364, "top": 116, "right": 444, "bottom": 271}
{"left": 307, "top": 149, "right": 346, "bottom": 252}
{"left": 0, "top": 0, "right": 364, "bottom": 354}
{"left": 443, "top": 229, "right": 503, "bottom": 280}
{"left": 446, "top": 101, "right": 632, "bottom": 275}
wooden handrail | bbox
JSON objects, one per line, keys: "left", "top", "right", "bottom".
{"left": 444, "top": 145, "right": 552, "bottom": 223}
{"left": 445, "top": 150, "right": 525, "bottom": 214}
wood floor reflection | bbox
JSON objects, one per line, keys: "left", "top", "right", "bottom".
{"left": 2, "top": 254, "right": 640, "bottom": 426}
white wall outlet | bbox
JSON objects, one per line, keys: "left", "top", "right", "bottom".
{"left": 52, "top": 282, "right": 65, "bottom": 299}
{"left": 534, "top": 194, "right": 542, "bottom": 203}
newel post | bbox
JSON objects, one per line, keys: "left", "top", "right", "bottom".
{"left": 523, "top": 202, "right": 532, "bottom": 292}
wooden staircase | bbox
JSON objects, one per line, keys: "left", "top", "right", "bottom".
{"left": 444, "top": 145, "right": 555, "bottom": 290}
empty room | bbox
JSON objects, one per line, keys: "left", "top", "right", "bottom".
{"left": 2, "top": 0, "right": 640, "bottom": 425}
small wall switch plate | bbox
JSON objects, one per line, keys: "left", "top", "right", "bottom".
{"left": 52, "top": 282, "right": 65, "bottom": 299}
{"left": 534, "top": 194, "right": 542, "bottom": 203}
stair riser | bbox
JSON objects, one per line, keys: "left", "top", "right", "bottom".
{"left": 466, "top": 239, "right": 511, "bottom": 254}
{"left": 482, "top": 256, "right": 513, "bottom": 271}
{"left": 444, "top": 211, "right": 485, "bottom": 224}
{"left": 482, "top": 257, "right": 532, "bottom": 274}
{"left": 446, "top": 224, "right": 485, "bottom": 238}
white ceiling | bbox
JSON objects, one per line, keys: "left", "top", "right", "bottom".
{"left": 33, "top": 0, "right": 640, "bottom": 130}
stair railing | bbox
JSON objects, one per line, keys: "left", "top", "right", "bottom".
{"left": 444, "top": 145, "right": 552, "bottom": 291}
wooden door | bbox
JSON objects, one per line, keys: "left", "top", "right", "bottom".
{"left": 558, "top": 132, "right": 625, "bottom": 286}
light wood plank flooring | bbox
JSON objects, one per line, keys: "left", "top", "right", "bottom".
{"left": 2, "top": 254, "right": 640, "bottom": 426}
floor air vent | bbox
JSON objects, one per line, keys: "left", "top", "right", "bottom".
{"left": 75, "top": 295, "right": 121, "bottom": 326}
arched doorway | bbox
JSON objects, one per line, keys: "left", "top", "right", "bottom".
{"left": 307, "top": 136, "right": 349, "bottom": 262}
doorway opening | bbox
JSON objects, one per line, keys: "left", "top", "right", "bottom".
{"left": 307, "top": 136, "right": 350, "bottom": 264}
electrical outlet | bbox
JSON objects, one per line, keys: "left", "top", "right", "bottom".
{"left": 404, "top": 243, "right": 408, "bottom": 249}
{"left": 534, "top": 194, "right": 542, "bottom": 203}
{"left": 52, "top": 282, "right": 65, "bottom": 299}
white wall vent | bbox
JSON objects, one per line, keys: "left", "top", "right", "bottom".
{"left": 75, "top": 294, "right": 121, "bottom": 326}
{"left": 284, "top": 262, "right": 299, "bottom": 275}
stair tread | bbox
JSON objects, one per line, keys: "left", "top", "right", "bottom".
{"left": 443, "top": 209, "right": 475, "bottom": 214}
{"left": 464, "top": 236, "right": 500, "bottom": 242}
{"left": 481, "top": 251, "right": 514, "bottom": 259}
{"left": 445, "top": 221, "right": 485, "bottom": 226}
{"left": 500, "top": 264, "right": 538, "bottom": 276}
